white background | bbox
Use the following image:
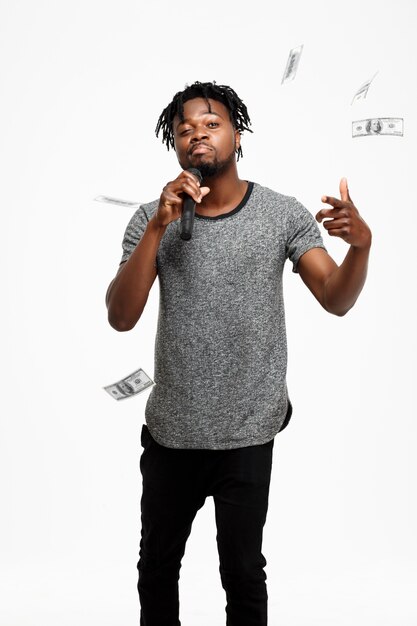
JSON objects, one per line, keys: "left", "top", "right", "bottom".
{"left": 1, "top": 0, "right": 416, "bottom": 624}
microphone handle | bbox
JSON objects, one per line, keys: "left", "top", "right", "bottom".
{"left": 180, "top": 194, "right": 195, "bottom": 241}
{"left": 179, "top": 168, "right": 202, "bottom": 241}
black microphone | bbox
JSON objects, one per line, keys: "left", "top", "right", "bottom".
{"left": 180, "top": 168, "right": 202, "bottom": 241}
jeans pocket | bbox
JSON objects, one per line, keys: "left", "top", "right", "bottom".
{"left": 141, "top": 424, "right": 152, "bottom": 449}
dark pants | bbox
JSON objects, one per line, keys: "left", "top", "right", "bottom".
{"left": 137, "top": 425, "right": 274, "bottom": 626}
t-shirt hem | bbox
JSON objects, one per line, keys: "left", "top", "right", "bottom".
{"left": 146, "top": 422, "right": 284, "bottom": 450}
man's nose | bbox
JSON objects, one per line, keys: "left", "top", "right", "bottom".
{"left": 190, "top": 126, "right": 209, "bottom": 141}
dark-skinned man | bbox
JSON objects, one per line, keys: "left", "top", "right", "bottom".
{"left": 106, "top": 81, "right": 371, "bottom": 626}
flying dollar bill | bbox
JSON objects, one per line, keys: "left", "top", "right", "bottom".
{"left": 104, "top": 368, "right": 154, "bottom": 401}
{"left": 352, "top": 118, "right": 404, "bottom": 137}
{"left": 281, "top": 45, "right": 303, "bottom": 84}
{"left": 94, "top": 195, "right": 141, "bottom": 208}
{"left": 351, "top": 71, "right": 378, "bottom": 105}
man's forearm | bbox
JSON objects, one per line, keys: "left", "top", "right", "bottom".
{"left": 324, "top": 243, "right": 371, "bottom": 316}
{"left": 106, "top": 217, "right": 167, "bottom": 331}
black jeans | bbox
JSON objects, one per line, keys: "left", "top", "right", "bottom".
{"left": 137, "top": 425, "right": 274, "bottom": 626}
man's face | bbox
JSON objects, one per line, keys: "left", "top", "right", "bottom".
{"left": 173, "top": 98, "right": 240, "bottom": 177}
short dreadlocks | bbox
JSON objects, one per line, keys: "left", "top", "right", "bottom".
{"left": 155, "top": 81, "right": 253, "bottom": 160}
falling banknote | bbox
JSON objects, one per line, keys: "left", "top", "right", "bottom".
{"left": 281, "top": 45, "right": 303, "bottom": 84}
{"left": 352, "top": 118, "right": 404, "bottom": 137}
{"left": 94, "top": 195, "right": 141, "bottom": 208}
{"left": 351, "top": 71, "right": 378, "bottom": 105}
{"left": 104, "top": 368, "right": 154, "bottom": 401}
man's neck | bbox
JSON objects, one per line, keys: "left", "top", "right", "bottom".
{"left": 197, "top": 171, "right": 248, "bottom": 218}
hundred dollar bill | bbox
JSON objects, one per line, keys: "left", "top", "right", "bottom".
{"left": 352, "top": 117, "right": 404, "bottom": 137}
{"left": 351, "top": 71, "right": 378, "bottom": 105}
{"left": 281, "top": 45, "right": 303, "bottom": 84}
{"left": 104, "top": 368, "right": 154, "bottom": 401}
{"left": 94, "top": 194, "right": 140, "bottom": 208}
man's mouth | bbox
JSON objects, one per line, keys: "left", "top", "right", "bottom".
{"left": 190, "top": 143, "right": 213, "bottom": 155}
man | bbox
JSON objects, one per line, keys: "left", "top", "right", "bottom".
{"left": 106, "top": 81, "right": 372, "bottom": 626}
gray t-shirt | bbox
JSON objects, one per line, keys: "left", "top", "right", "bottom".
{"left": 120, "top": 182, "right": 326, "bottom": 449}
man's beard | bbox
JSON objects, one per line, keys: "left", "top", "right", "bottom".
{"left": 193, "top": 146, "right": 236, "bottom": 179}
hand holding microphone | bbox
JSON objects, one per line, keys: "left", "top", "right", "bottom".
{"left": 153, "top": 169, "right": 209, "bottom": 234}
{"left": 180, "top": 168, "right": 202, "bottom": 240}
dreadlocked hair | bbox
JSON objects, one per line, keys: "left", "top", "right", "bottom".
{"left": 155, "top": 81, "right": 253, "bottom": 160}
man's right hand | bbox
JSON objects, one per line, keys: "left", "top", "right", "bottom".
{"left": 152, "top": 170, "right": 210, "bottom": 228}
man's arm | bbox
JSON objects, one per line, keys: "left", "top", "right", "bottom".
{"left": 106, "top": 216, "right": 167, "bottom": 331}
{"left": 297, "top": 178, "right": 372, "bottom": 317}
{"left": 106, "top": 170, "right": 210, "bottom": 331}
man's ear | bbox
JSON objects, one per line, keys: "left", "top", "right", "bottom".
{"left": 235, "top": 130, "right": 241, "bottom": 151}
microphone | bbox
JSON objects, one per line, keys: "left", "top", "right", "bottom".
{"left": 180, "top": 168, "right": 202, "bottom": 241}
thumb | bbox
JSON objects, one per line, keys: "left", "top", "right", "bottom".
{"left": 339, "top": 177, "right": 352, "bottom": 202}
{"left": 200, "top": 186, "right": 211, "bottom": 199}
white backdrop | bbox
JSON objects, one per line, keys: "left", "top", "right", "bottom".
{"left": 1, "top": 0, "right": 416, "bottom": 624}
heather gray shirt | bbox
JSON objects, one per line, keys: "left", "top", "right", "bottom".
{"left": 120, "top": 182, "right": 326, "bottom": 449}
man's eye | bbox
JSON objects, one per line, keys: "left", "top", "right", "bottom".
{"left": 180, "top": 129, "right": 192, "bottom": 135}
{"left": 207, "top": 122, "right": 219, "bottom": 128}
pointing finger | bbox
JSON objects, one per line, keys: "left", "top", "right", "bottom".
{"left": 339, "top": 177, "right": 353, "bottom": 203}
{"left": 339, "top": 177, "right": 349, "bottom": 202}
{"left": 345, "top": 179, "right": 353, "bottom": 203}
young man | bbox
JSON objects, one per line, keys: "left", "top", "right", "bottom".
{"left": 106, "top": 81, "right": 371, "bottom": 626}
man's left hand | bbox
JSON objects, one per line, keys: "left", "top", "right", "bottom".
{"left": 316, "top": 178, "right": 372, "bottom": 249}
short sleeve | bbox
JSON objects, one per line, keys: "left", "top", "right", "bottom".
{"left": 285, "top": 198, "right": 326, "bottom": 273}
{"left": 120, "top": 206, "right": 149, "bottom": 264}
